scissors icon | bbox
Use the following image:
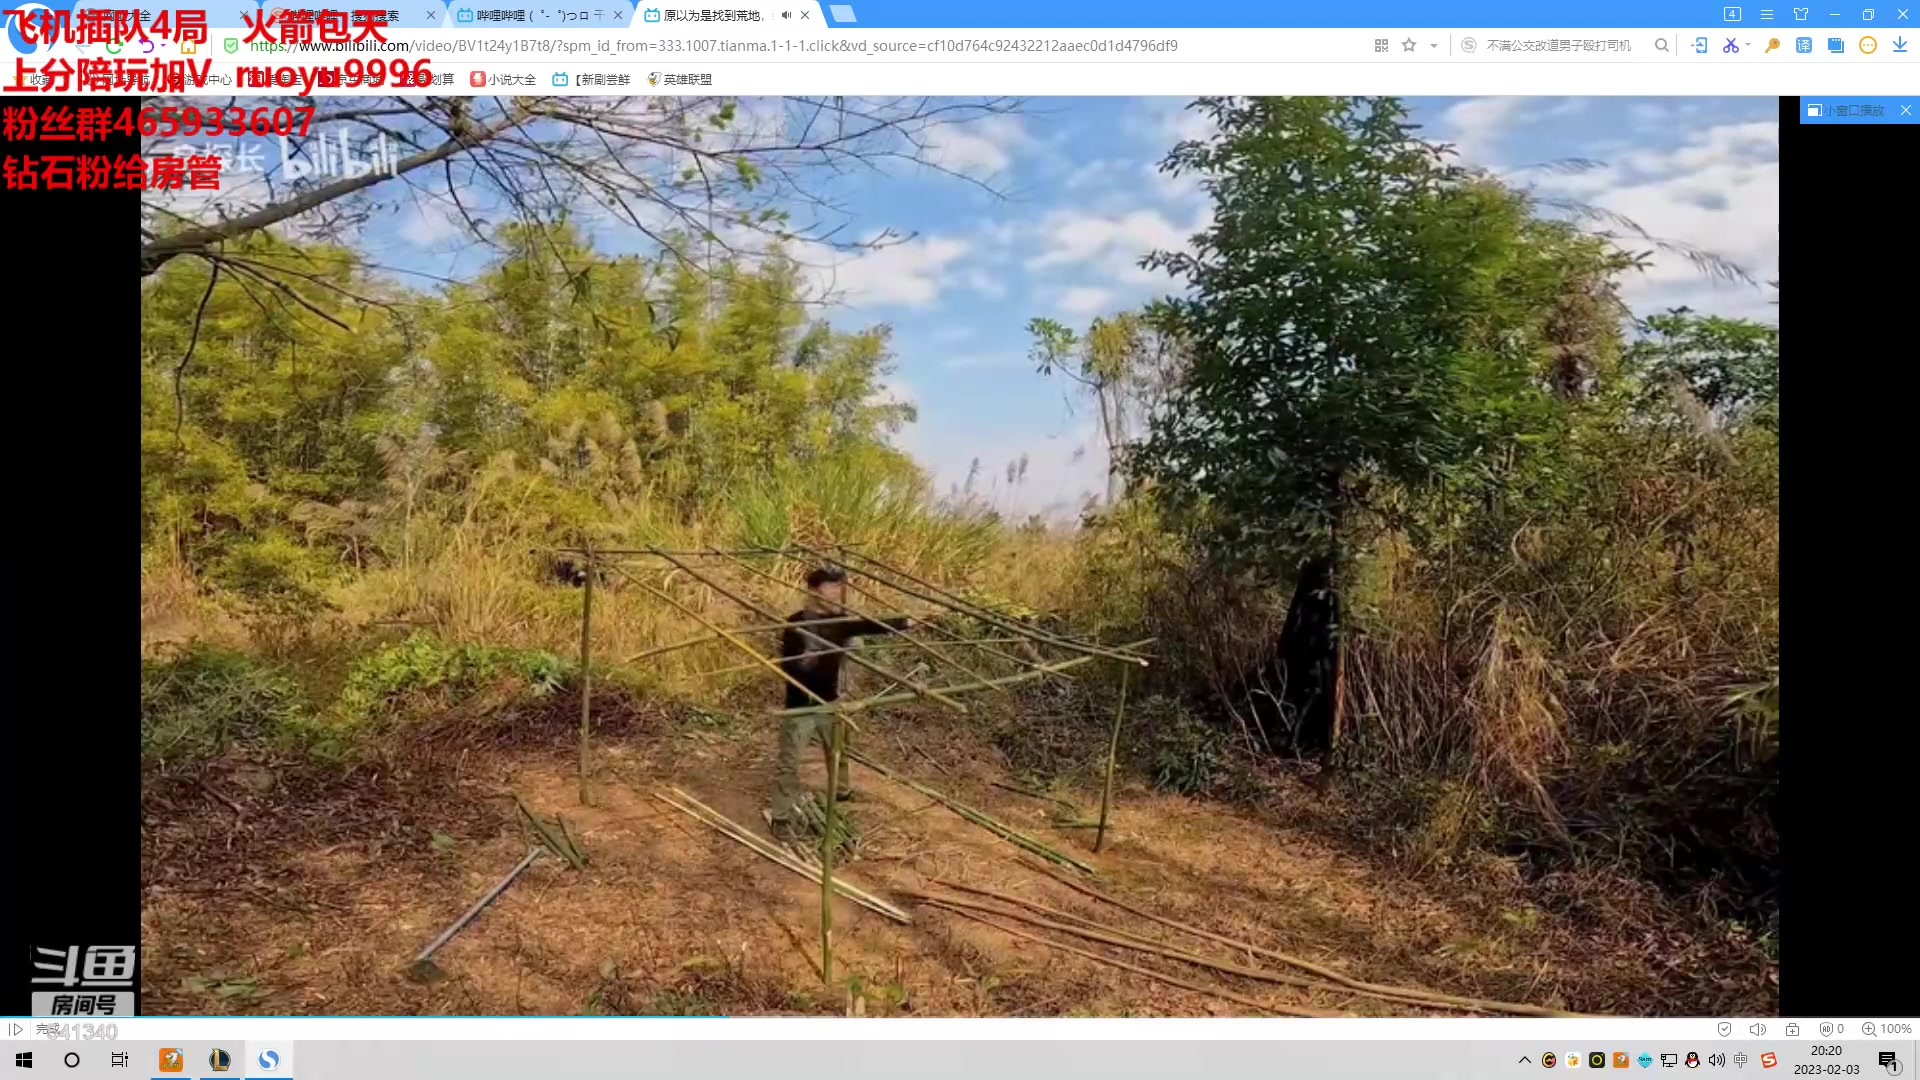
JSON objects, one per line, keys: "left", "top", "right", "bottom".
{"left": 1723, "top": 36, "right": 1740, "bottom": 51}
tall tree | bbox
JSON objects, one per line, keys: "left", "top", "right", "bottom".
{"left": 1135, "top": 96, "right": 1628, "bottom": 754}
{"left": 1026, "top": 311, "right": 1184, "bottom": 506}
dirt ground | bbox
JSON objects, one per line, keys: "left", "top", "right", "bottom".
{"left": 141, "top": 702, "right": 1777, "bottom": 1017}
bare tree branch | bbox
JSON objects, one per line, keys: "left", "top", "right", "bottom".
{"left": 140, "top": 95, "right": 1025, "bottom": 291}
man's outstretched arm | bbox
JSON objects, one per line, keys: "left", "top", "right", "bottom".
{"left": 843, "top": 615, "right": 915, "bottom": 638}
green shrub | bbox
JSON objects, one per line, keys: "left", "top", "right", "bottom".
{"left": 141, "top": 644, "right": 312, "bottom": 766}
{"left": 334, "top": 632, "right": 572, "bottom": 728}
{"left": 1125, "top": 697, "right": 1229, "bottom": 795}
{"left": 208, "top": 533, "right": 336, "bottom": 619}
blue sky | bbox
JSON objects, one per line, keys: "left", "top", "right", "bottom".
{"left": 341, "top": 96, "right": 1781, "bottom": 519}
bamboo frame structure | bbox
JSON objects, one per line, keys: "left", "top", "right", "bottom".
{"left": 555, "top": 543, "right": 1154, "bottom": 984}
{"left": 651, "top": 548, "right": 970, "bottom": 714}
{"left": 715, "top": 548, "right": 1003, "bottom": 693}
{"left": 559, "top": 543, "right": 1152, "bottom": 724}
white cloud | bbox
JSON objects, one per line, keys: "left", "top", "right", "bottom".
{"left": 998, "top": 421, "right": 1111, "bottom": 521}
{"left": 1057, "top": 285, "right": 1116, "bottom": 317}
{"left": 1535, "top": 118, "right": 1779, "bottom": 323}
{"left": 942, "top": 352, "right": 1026, "bottom": 371}
{"left": 1441, "top": 96, "right": 1528, "bottom": 167}
{"left": 910, "top": 417, "right": 1108, "bottom": 521}
{"left": 961, "top": 268, "right": 1010, "bottom": 298}
{"left": 925, "top": 115, "right": 1029, "bottom": 177}
{"left": 398, "top": 201, "right": 462, "bottom": 247}
{"left": 1064, "top": 158, "right": 1129, "bottom": 190}
{"left": 1027, "top": 208, "right": 1191, "bottom": 283}
{"left": 1621, "top": 120, "right": 1777, "bottom": 175}
{"left": 1129, "top": 98, "right": 1217, "bottom": 147}
{"left": 804, "top": 235, "right": 972, "bottom": 309}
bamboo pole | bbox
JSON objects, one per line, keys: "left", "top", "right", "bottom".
{"left": 514, "top": 794, "right": 587, "bottom": 871}
{"left": 908, "top": 895, "right": 1340, "bottom": 1017}
{"left": 577, "top": 539, "right": 594, "bottom": 806}
{"left": 765, "top": 544, "right": 1055, "bottom": 683}
{"left": 648, "top": 549, "right": 969, "bottom": 715}
{"left": 904, "top": 888, "right": 1386, "bottom": 1009}
{"left": 845, "top": 747, "right": 1096, "bottom": 874}
{"left": 778, "top": 638, "right": 1154, "bottom": 718}
{"left": 695, "top": 637, "right": 1036, "bottom": 679}
{"left": 557, "top": 546, "right": 809, "bottom": 559}
{"left": 598, "top": 560, "right": 838, "bottom": 710}
{"left": 820, "top": 716, "right": 843, "bottom": 985}
{"left": 826, "top": 545, "right": 1152, "bottom": 666}
{"left": 1029, "top": 864, "right": 1581, "bottom": 1017}
{"left": 652, "top": 788, "right": 911, "bottom": 923}
{"left": 929, "top": 879, "right": 1464, "bottom": 1014}
{"left": 411, "top": 846, "right": 544, "bottom": 978}
{"left": 1095, "top": 665, "right": 1129, "bottom": 853}
{"left": 716, "top": 549, "right": 1005, "bottom": 694}
{"left": 624, "top": 616, "right": 883, "bottom": 663}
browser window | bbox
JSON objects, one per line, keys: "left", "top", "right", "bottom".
{"left": 0, "top": 0, "right": 1901, "bottom": 1070}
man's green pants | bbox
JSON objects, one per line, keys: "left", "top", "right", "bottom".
{"left": 772, "top": 712, "right": 853, "bottom": 824}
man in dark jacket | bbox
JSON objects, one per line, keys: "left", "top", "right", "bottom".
{"left": 770, "top": 565, "right": 913, "bottom": 836}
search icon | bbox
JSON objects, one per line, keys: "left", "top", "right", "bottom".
{"left": 1657, "top": 36, "right": 1670, "bottom": 50}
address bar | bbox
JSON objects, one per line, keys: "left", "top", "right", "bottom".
{"left": 281, "top": 28, "right": 1688, "bottom": 62}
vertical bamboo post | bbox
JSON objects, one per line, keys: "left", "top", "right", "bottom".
{"left": 577, "top": 539, "right": 594, "bottom": 807}
{"left": 820, "top": 715, "right": 843, "bottom": 986}
{"left": 1095, "top": 665, "right": 1129, "bottom": 854}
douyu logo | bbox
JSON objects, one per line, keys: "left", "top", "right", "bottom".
{"left": 257, "top": 1050, "right": 281, "bottom": 1071}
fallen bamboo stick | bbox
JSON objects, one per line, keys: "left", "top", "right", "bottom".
{"left": 904, "top": 887, "right": 1488, "bottom": 1017}
{"left": 514, "top": 794, "right": 587, "bottom": 870}
{"left": 989, "top": 781, "right": 1083, "bottom": 815}
{"left": 928, "top": 879, "right": 1465, "bottom": 1015}
{"left": 658, "top": 789, "right": 909, "bottom": 923}
{"left": 915, "top": 896, "right": 1339, "bottom": 1017}
{"left": 1030, "top": 864, "right": 1579, "bottom": 1018}
{"left": 652, "top": 789, "right": 911, "bottom": 924}
{"left": 917, "top": 884, "right": 1342, "bottom": 995}
{"left": 846, "top": 748, "right": 1096, "bottom": 874}
{"left": 408, "top": 846, "right": 544, "bottom": 982}
{"left": 779, "top": 639, "right": 1155, "bottom": 718}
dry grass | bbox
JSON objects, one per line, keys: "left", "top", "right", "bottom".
{"left": 142, "top": 548, "right": 247, "bottom": 656}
